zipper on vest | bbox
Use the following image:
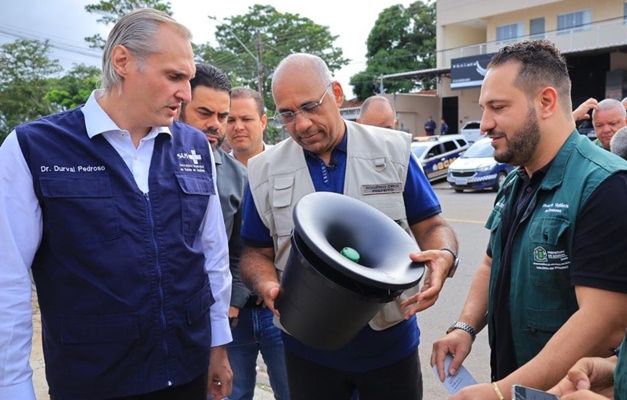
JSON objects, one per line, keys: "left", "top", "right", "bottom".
{"left": 144, "top": 192, "right": 172, "bottom": 385}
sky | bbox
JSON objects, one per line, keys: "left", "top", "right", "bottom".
{"left": 0, "top": 0, "right": 411, "bottom": 98}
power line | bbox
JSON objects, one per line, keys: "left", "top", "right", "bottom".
{"left": 0, "top": 24, "right": 101, "bottom": 60}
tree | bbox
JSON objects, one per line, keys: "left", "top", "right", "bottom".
{"left": 201, "top": 5, "right": 349, "bottom": 112}
{"left": 84, "top": 0, "right": 173, "bottom": 49}
{"left": 350, "top": 1, "right": 436, "bottom": 100}
{"left": 0, "top": 39, "right": 62, "bottom": 143}
{"left": 46, "top": 65, "right": 101, "bottom": 112}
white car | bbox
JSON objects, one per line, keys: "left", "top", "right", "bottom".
{"left": 460, "top": 120, "right": 485, "bottom": 144}
{"left": 447, "top": 138, "right": 514, "bottom": 192}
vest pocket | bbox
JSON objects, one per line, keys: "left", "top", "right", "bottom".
{"left": 40, "top": 175, "right": 121, "bottom": 243}
{"left": 185, "top": 281, "right": 215, "bottom": 325}
{"left": 527, "top": 216, "right": 571, "bottom": 287}
{"left": 59, "top": 313, "right": 141, "bottom": 388}
{"left": 175, "top": 172, "right": 215, "bottom": 237}
{"left": 270, "top": 176, "right": 295, "bottom": 237}
{"left": 61, "top": 313, "right": 140, "bottom": 343}
{"left": 522, "top": 307, "right": 572, "bottom": 360}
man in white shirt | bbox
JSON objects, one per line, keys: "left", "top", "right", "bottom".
{"left": 226, "top": 86, "right": 268, "bottom": 167}
{"left": 0, "top": 8, "right": 232, "bottom": 400}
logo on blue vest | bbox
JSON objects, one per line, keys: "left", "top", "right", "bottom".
{"left": 177, "top": 150, "right": 202, "bottom": 164}
{"left": 176, "top": 150, "right": 207, "bottom": 173}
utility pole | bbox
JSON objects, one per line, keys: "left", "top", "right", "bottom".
{"left": 209, "top": 16, "right": 263, "bottom": 96}
{"left": 255, "top": 30, "right": 264, "bottom": 99}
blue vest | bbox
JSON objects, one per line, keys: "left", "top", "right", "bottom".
{"left": 17, "top": 108, "right": 217, "bottom": 399}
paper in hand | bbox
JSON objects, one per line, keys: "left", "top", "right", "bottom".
{"left": 432, "top": 353, "right": 478, "bottom": 395}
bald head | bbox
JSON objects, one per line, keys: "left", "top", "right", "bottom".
{"left": 610, "top": 126, "right": 627, "bottom": 160}
{"left": 272, "top": 53, "right": 332, "bottom": 95}
{"left": 270, "top": 53, "right": 345, "bottom": 161}
{"left": 357, "top": 95, "right": 397, "bottom": 130}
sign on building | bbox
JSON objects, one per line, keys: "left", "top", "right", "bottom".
{"left": 451, "top": 54, "right": 495, "bottom": 90}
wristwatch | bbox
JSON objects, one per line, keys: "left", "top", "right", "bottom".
{"left": 440, "top": 247, "right": 459, "bottom": 278}
{"left": 446, "top": 321, "right": 476, "bottom": 342}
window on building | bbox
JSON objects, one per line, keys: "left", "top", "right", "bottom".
{"left": 496, "top": 22, "right": 524, "bottom": 44}
{"left": 530, "top": 18, "right": 545, "bottom": 39}
{"left": 557, "top": 9, "right": 591, "bottom": 34}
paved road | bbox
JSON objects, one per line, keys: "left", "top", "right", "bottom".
{"left": 31, "top": 181, "right": 497, "bottom": 399}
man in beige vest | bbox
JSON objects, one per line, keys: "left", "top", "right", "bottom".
{"left": 239, "top": 53, "right": 459, "bottom": 400}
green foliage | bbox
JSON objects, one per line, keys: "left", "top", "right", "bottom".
{"left": 349, "top": 0, "right": 436, "bottom": 100}
{"left": 197, "top": 5, "right": 349, "bottom": 112}
{"left": 45, "top": 65, "right": 101, "bottom": 111}
{"left": 0, "top": 39, "right": 62, "bottom": 143}
{"left": 84, "top": 0, "right": 173, "bottom": 49}
{"left": 264, "top": 122, "right": 282, "bottom": 145}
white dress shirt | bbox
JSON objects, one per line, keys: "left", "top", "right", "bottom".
{"left": 0, "top": 91, "right": 232, "bottom": 399}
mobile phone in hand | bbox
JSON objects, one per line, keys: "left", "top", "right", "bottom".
{"left": 512, "top": 384, "right": 560, "bottom": 400}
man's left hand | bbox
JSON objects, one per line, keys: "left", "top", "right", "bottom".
{"left": 207, "top": 345, "right": 233, "bottom": 399}
{"left": 401, "top": 249, "right": 452, "bottom": 315}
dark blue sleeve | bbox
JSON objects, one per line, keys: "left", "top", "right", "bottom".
{"left": 241, "top": 185, "right": 274, "bottom": 247}
{"left": 403, "top": 154, "right": 442, "bottom": 225}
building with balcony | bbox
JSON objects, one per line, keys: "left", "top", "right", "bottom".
{"left": 378, "top": 0, "right": 627, "bottom": 137}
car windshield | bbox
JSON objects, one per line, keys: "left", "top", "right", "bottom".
{"left": 463, "top": 122, "right": 481, "bottom": 130}
{"left": 410, "top": 146, "right": 428, "bottom": 158}
{"left": 461, "top": 140, "right": 494, "bottom": 158}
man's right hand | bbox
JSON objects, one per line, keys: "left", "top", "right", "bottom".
{"left": 572, "top": 98, "right": 599, "bottom": 121}
{"left": 431, "top": 329, "right": 474, "bottom": 382}
{"left": 548, "top": 356, "right": 616, "bottom": 398}
{"left": 258, "top": 281, "right": 281, "bottom": 316}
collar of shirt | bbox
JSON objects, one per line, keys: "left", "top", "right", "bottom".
{"left": 81, "top": 90, "right": 171, "bottom": 140}
{"left": 213, "top": 147, "right": 227, "bottom": 165}
{"left": 516, "top": 161, "right": 551, "bottom": 187}
{"left": 80, "top": 90, "right": 171, "bottom": 193}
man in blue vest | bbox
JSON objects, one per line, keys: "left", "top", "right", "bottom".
{"left": 0, "top": 9, "right": 233, "bottom": 400}
{"left": 432, "top": 40, "right": 627, "bottom": 399}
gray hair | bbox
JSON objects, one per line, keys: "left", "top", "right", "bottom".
{"left": 593, "top": 98, "right": 626, "bottom": 119}
{"left": 610, "top": 126, "right": 627, "bottom": 160}
{"left": 271, "top": 53, "right": 333, "bottom": 98}
{"left": 101, "top": 8, "right": 192, "bottom": 94}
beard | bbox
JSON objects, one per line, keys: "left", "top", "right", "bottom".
{"left": 202, "top": 127, "right": 225, "bottom": 149}
{"left": 491, "top": 107, "right": 541, "bottom": 166}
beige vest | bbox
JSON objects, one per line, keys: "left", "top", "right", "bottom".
{"left": 248, "top": 120, "right": 419, "bottom": 330}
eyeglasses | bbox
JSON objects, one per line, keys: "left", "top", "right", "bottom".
{"left": 273, "top": 83, "right": 332, "bottom": 125}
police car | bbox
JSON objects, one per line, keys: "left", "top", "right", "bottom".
{"left": 410, "top": 135, "right": 469, "bottom": 182}
{"left": 446, "top": 137, "right": 514, "bottom": 192}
